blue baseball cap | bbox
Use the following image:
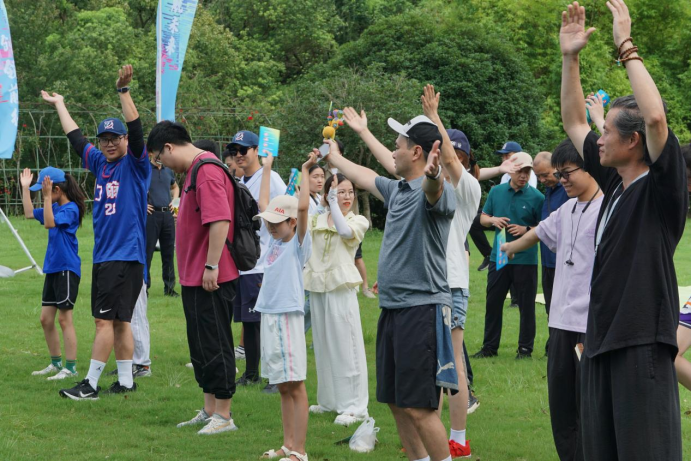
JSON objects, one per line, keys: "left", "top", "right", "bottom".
{"left": 30, "top": 167, "right": 66, "bottom": 191}
{"left": 97, "top": 118, "right": 127, "bottom": 137}
{"left": 447, "top": 129, "right": 470, "bottom": 155}
{"left": 228, "top": 130, "right": 259, "bottom": 148}
{"left": 495, "top": 141, "right": 522, "bottom": 155}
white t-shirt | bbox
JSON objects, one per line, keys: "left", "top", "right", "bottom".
{"left": 308, "top": 194, "right": 323, "bottom": 216}
{"left": 446, "top": 172, "right": 482, "bottom": 289}
{"left": 255, "top": 232, "right": 312, "bottom": 314}
{"left": 501, "top": 170, "right": 538, "bottom": 188}
{"left": 240, "top": 168, "right": 287, "bottom": 275}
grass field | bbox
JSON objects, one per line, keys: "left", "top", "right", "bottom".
{"left": 0, "top": 214, "right": 689, "bottom": 461}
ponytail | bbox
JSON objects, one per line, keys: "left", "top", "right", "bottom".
{"left": 54, "top": 174, "right": 86, "bottom": 226}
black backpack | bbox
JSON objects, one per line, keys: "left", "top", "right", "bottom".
{"left": 184, "top": 157, "right": 261, "bottom": 271}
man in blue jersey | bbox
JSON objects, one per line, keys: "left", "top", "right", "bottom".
{"left": 41, "top": 65, "right": 151, "bottom": 400}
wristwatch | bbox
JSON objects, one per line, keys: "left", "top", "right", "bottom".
{"left": 526, "top": 226, "right": 531, "bottom": 233}
{"left": 116, "top": 87, "right": 130, "bottom": 93}
{"left": 204, "top": 264, "right": 218, "bottom": 270}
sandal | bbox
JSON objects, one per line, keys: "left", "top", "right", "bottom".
{"left": 279, "top": 451, "right": 308, "bottom": 461}
{"left": 261, "top": 446, "right": 290, "bottom": 459}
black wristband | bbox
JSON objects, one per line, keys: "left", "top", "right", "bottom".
{"left": 116, "top": 87, "right": 130, "bottom": 93}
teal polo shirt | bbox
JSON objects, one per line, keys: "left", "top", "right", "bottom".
{"left": 482, "top": 182, "right": 544, "bottom": 265}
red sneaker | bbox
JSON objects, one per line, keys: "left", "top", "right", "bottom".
{"left": 449, "top": 439, "right": 471, "bottom": 458}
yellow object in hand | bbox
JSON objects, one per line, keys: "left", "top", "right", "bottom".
{"left": 323, "top": 125, "right": 336, "bottom": 139}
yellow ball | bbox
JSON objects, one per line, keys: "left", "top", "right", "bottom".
{"left": 323, "top": 126, "right": 336, "bottom": 139}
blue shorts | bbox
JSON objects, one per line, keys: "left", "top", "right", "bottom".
{"left": 450, "top": 288, "right": 469, "bottom": 330}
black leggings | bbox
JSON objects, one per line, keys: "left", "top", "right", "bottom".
{"left": 242, "top": 321, "right": 261, "bottom": 380}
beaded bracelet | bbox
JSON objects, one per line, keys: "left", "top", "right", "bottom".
{"left": 620, "top": 46, "right": 639, "bottom": 60}
{"left": 618, "top": 37, "right": 634, "bottom": 55}
{"left": 620, "top": 56, "right": 644, "bottom": 67}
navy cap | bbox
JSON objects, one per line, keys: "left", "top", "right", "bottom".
{"left": 447, "top": 129, "right": 470, "bottom": 155}
{"left": 30, "top": 166, "right": 66, "bottom": 191}
{"left": 495, "top": 141, "right": 522, "bottom": 155}
{"left": 97, "top": 118, "right": 127, "bottom": 137}
{"left": 228, "top": 130, "right": 259, "bottom": 148}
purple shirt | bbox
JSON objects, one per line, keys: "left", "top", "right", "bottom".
{"left": 534, "top": 195, "right": 604, "bottom": 333}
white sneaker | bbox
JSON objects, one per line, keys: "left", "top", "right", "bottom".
{"left": 185, "top": 363, "right": 193, "bottom": 369}
{"left": 333, "top": 413, "right": 365, "bottom": 426}
{"left": 197, "top": 414, "right": 238, "bottom": 435}
{"left": 308, "top": 404, "right": 329, "bottom": 414}
{"left": 235, "top": 347, "right": 246, "bottom": 360}
{"left": 47, "top": 368, "right": 77, "bottom": 381}
{"left": 32, "top": 364, "right": 61, "bottom": 376}
{"left": 362, "top": 289, "right": 377, "bottom": 299}
{"left": 177, "top": 409, "right": 211, "bottom": 428}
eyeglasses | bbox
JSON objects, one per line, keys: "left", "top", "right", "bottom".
{"left": 154, "top": 147, "right": 168, "bottom": 165}
{"left": 229, "top": 146, "right": 251, "bottom": 157}
{"left": 553, "top": 167, "right": 582, "bottom": 181}
{"left": 337, "top": 190, "right": 355, "bottom": 197}
{"left": 98, "top": 136, "right": 124, "bottom": 147}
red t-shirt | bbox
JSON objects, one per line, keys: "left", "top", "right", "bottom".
{"left": 176, "top": 152, "right": 239, "bottom": 287}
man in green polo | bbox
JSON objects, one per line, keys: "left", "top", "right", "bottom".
{"left": 472, "top": 152, "right": 544, "bottom": 359}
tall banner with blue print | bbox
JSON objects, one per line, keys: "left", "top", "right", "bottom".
{"left": 156, "top": 0, "right": 198, "bottom": 122}
{"left": 0, "top": 0, "right": 18, "bottom": 159}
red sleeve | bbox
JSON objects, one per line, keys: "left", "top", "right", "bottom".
{"left": 195, "top": 164, "right": 233, "bottom": 226}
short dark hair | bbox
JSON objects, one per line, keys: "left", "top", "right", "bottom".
{"left": 146, "top": 121, "right": 192, "bottom": 153}
{"left": 682, "top": 143, "right": 691, "bottom": 172}
{"left": 551, "top": 139, "right": 583, "bottom": 170}
{"left": 335, "top": 139, "right": 345, "bottom": 156}
{"left": 193, "top": 139, "right": 219, "bottom": 157}
{"left": 610, "top": 95, "right": 668, "bottom": 143}
{"left": 308, "top": 164, "right": 324, "bottom": 175}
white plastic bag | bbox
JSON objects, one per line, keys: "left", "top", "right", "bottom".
{"left": 349, "top": 417, "right": 379, "bottom": 453}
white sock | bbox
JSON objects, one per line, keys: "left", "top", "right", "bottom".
{"left": 116, "top": 360, "right": 134, "bottom": 388}
{"left": 413, "top": 457, "right": 430, "bottom": 461}
{"left": 440, "top": 457, "right": 452, "bottom": 461}
{"left": 86, "top": 359, "right": 106, "bottom": 390}
{"left": 450, "top": 428, "right": 466, "bottom": 445}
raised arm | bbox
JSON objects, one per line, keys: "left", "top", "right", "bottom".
{"left": 586, "top": 92, "right": 606, "bottom": 135}
{"left": 606, "top": 0, "right": 667, "bottom": 162}
{"left": 41, "top": 177, "right": 55, "bottom": 229}
{"left": 116, "top": 65, "right": 139, "bottom": 122}
{"left": 19, "top": 169, "right": 35, "bottom": 219}
{"left": 422, "top": 140, "right": 444, "bottom": 205}
{"left": 421, "top": 84, "right": 463, "bottom": 187}
{"left": 298, "top": 151, "right": 318, "bottom": 244}
{"left": 40, "top": 91, "right": 78, "bottom": 135}
{"left": 500, "top": 228, "right": 541, "bottom": 260}
{"left": 479, "top": 158, "right": 520, "bottom": 181}
{"left": 560, "top": 1, "right": 596, "bottom": 157}
{"left": 257, "top": 154, "right": 274, "bottom": 212}
{"left": 342, "top": 107, "right": 397, "bottom": 176}
{"left": 324, "top": 140, "right": 384, "bottom": 202}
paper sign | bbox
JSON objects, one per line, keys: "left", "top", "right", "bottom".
{"left": 285, "top": 168, "right": 301, "bottom": 196}
{"left": 259, "top": 126, "right": 280, "bottom": 157}
{"left": 496, "top": 228, "right": 508, "bottom": 269}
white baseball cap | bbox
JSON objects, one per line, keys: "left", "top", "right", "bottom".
{"left": 253, "top": 195, "right": 298, "bottom": 223}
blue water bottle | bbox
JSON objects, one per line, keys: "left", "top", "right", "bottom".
{"left": 586, "top": 90, "right": 611, "bottom": 124}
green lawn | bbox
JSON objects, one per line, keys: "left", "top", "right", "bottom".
{"left": 0, "top": 215, "right": 689, "bottom": 461}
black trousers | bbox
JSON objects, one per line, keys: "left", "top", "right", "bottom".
{"left": 462, "top": 340, "right": 473, "bottom": 387}
{"left": 146, "top": 210, "right": 176, "bottom": 294}
{"left": 580, "top": 343, "right": 682, "bottom": 461}
{"left": 547, "top": 328, "right": 584, "bottom": 461}
{"left": 242, "top": 321, "right": 261, "bottom": 380}
{"left": 181, "top": 281, "right": 237, "bottom": 400}
{"left": 542, "top": 266, "right": 556, "bottom": 353}
{"left": 469, "top": 209, "right": 492, "bottom": 258}
{"left": 482, "top": 262, "right": 537, "bottom": 353}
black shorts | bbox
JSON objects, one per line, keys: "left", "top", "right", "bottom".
{"left": 376, "top": 304, "right": 439, "bottom": 409}
{"left": 233, "top": 273, "right": 263, "bottom": 323}
{"left": 355, "top": 242, "right": 363, "bottom": 260}
{"left": 42, "top": 271, "right": 80, "bottom": 309}
{"left": 91, "top": 261, "right": 144, "bottom": 322}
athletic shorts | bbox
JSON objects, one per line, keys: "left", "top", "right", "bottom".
{"left": 261, "top": 312, "right": 307, "bottom": 384}
{"left": 355, "top": 242, "right": 363, "bottom": 260}
{"left": 42, "top": 271, "right": 80, "bottom": 309}
{"left": 233, "top": 273, "right": 263, "bottom": 323}
{"left": 376, "top": 304, "right": 439, "bottom": 409}
{"left": 450, "top": 288, "right": 470, "bottom": 330}
{"left": 91, "top": 261, "right": 144, "bottom": 322}
{"left": 680, "top": 313, "right": 691, "bottom": 329}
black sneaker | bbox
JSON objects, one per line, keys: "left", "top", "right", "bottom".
{"left": 468, "top": 392, "right": 480, "bottom": 414}
{"left": 261, "top": 383, "right": 279, "bottom": 394}
{"left": 164, "top": 290, "right": 180, "bottom": 298}
{"left": 102, "top": 380, "right": 138, "bottom": 395}
{"left": 106, "top": 368, "right": 118, "bottom": 376}
{"left": 133, "top": 364, "right": 152, "bottom": 378}
{"left": 477, "top": 256, "right": 490, "bottom": 271}
{"left": 59, "top": 379, "right": 100, "bottom": 401}
{"left": 471, "top": 348, "right": 498, "bottom": 359}
{"left": 508, "top": 300, "right": 519, "bottom": 308}
{"left": 515, "top": 347, "right": 532, "bottom": 360}
{"left": 235, "top": 374, "right": 261, "bottom": 386}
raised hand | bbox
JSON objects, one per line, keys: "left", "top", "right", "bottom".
{"left": 498, "top": 157, "right": 521, "bottom": 175}
{"left": 40, "top": 90, "right": 64, "bottom": 106}
{"left": 302, "top": 150, "right": 319, "bottom": 170}
{"left": 19, "top": 168, "right": 33, "bottom": 188}
{"left": 421, "top": 84, "right": 440, "bottom": 119}
{"left": 116, "top": 64, "right": 133, "bottom": 89}
{"left": 343, "top": 107, "right": 368, "bottom": 134}
{"left": 606, "top": 0, "right": 632, "bottom": 48}
{"left": 586, "top": 92, "right": 605, "bottom": 125}
{"left": 41, "top": 176, "right": 53, "bottom": 198}
{"left": 261, "top": 152, "right": 274, "bottom": 169}
{"left": 560, "top": 2, "right": 596, "bottom": 56}
{"left": 424, "top": 140, "right": 442, "bottom": 177}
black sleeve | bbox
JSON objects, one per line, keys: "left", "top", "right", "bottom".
{"left": 126, "top": 118, "right": 146, "bottom": 158}
{"left": 582, "top": 131, "right": 619, "bottom": 191}
{"left": 66, "top": 128, "right": 89, "bottom": 159}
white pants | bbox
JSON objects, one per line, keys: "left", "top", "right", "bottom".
{"left": 310, "top": 286, "right": 369, "bottom": 417}
{"left": 131, "top": 283, "right": 150, "bottom": 366}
